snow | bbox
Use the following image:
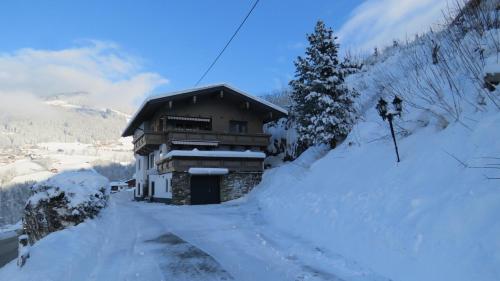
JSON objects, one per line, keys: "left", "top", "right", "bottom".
{"left": 188, "top": 168, "right": 229, "bottom": 175}
{"left": 2, "top": 106, "right": 499, "bottom": 281}
{"left": 0, "top": 160, "right": 46, "bottom": 182}
{"left": 149, "top": 83, "right": 288, "bottom": 115}
{"left": 484, "top": 55, "right": 500, "bottom": 74}
{"left": 160, "top": 149, "right": 266, "bottom": 160}
{"left": 2, "top": 4, "right": 498, "bottom": 280}
{"left": 0, "top": 222, "right": 21, "bottom": 240}
{"left": 109, "top": 181, "right": 128, "bottom": 187}
{"left": 0, "top": 192, "right": 387, "bottom": 281}
{"left": 27, "top": 170, "right": 109, "bottom": 208}
{"left": 248, "top": 107, "right": 500, "bottom": 281}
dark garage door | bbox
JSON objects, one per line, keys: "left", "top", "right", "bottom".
{"left": 190, "top": 176, "right": 220, "bottom": 205}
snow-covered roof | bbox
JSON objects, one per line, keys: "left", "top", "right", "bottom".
{"left": 159, "top": 149, "right": 266, "bottom": 161}
{"left": 109, "top": 181, "right": 128, "bottom": 186}
{"left": 188, "top": 168, "right": 229, "bottom": 175}
{"left": 122, "top": 84, "right": 288, "bottom": 137}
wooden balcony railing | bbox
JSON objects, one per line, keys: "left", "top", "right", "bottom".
{"left": 166, "top": 130, "right": 270, "bottom": 147}
{"left": 133, "top": 129, "right": 270, "bottom": 155}
{"left": 133, "top": 131, "right": 165, "bottom": 155}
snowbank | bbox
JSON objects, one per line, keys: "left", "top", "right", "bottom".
{"left": 27, "top": 170, "right": 109, "bottom": 208}
{"left": 250, "top": 110, "right": 500, "bottom": 281}
{"left": 24, "top": 170, "right": 109, "bottom": 243}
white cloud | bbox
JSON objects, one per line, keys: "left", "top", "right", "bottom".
{"left": 0, "top": 41, "right": 168, "bottom": 116}
{"left": 338, "top": 0, "right": 449, "bottom": 51}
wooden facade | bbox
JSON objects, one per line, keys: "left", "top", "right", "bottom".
{"left": 123, "top": 84, "right": 287, "bottom": 205}
{"left": 157, "top": 157, "right": 264, "bottom": 174}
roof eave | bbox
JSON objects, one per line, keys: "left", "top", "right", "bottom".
{"left": 121, "top": 84, "right": 288, "bottom": 137}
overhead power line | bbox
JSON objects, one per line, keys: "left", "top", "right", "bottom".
{"left": 194, "top": 0, "right": 260, "bottom": 86}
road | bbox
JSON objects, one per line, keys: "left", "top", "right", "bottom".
{"left": 0, "top": 234, "right": 17, "bottom": 268}
{"left": 0, "top": 192, "right": 388, "bottom": 281}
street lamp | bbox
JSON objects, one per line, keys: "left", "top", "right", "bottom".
{"left": 393, "top": 95, "right": 403, "bottom": 114}
{"left": 376, "top": 96, "right": 403, "bottom": 162}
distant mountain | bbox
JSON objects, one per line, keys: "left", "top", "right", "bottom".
{"left": 0, "top": 92, "right": 131, "bottom": 147}
{"left": 0, "top": 91, "right": 134, "bottom": 226}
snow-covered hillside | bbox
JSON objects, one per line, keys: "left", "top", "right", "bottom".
{"left": 250, "top": 2, "right": 500, "bottom": 280}
{"left": 0, "top": 92, "right": 134, "bottom": 227}
{"left": 0, "top": 92, "right": 130, "bottom": 147}
{"left": 250, "top": 109, "right": 500, "bottom": 281}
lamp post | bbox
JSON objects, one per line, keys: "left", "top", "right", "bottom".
{"left": 376, "top": 96, "right": 403, "bottom": 162}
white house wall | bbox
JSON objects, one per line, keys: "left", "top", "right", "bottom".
{"left": 149, "top": 173, "right": 172, "bottom": 199}
{"left": 135, "top": 154, "right": 148, "bottom": 196}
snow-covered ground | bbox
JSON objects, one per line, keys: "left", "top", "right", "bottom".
{"left": 250, "top": 110, "right": 500, "bottom": 281}
{"left": 1, "top": 140, "right": 132, "bottom": 187}
{"left": 9, "top": 119, "right": 497, "bottom": 281}
{"left": 0, "top": 191, "right": 388, "bottom": 281}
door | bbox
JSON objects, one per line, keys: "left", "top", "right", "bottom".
{"left": 190, "top": 176, "right": 220, "bottom": 205}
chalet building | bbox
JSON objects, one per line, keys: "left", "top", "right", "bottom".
{"left": 122, "top": 84, "right": 287, "bottom": 205}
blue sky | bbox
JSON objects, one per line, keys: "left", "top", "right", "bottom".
{"left": 0, "top": 0, "right": 448, "bottom": 111}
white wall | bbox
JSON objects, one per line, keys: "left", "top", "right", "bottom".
{"left": 135, "top": 149, "right": 168, "bottom": 198}
{"left": 135, "top": 154, "right": 147, "bottom": 196}
{"left": 149, "top": 172, "right": 172, "bottom": 199}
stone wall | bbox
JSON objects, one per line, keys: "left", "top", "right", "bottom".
{"left": 171, "top": 172, "right": 191, "bottom": 205}
{"left": 24, "top": 187, "right": 107, "bottom": 244}
{"left": 170, "top": 171, "right": 262, "bottom": 205}
{"left": 220, "top": 172, "right": 262, "bottom": 202}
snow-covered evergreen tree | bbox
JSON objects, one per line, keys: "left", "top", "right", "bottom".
{"left": 289, "top": 20, "right": 358, "bottom": 152}
{"left": 340, "top": 55, "right": 363, "bottom": 76}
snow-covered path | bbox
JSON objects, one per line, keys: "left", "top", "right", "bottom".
{"left": 0, "top": 191, "right": 387, "bottom": 281}
{"left": 142, "top": 201, "right": 388, "bottom": 281}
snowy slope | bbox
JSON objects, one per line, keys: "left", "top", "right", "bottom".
{"left": 247, "top": 5, "right": 500, "bottom": 280}
{"left": 0, "top": 92, "right": 134, "bottom": 227}
{"left": 250, "top": 110, "right": 500, "bottom": 281}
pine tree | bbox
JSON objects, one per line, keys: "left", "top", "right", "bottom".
{"left": 289, "top": 20, "right": 358, "bottom": 153}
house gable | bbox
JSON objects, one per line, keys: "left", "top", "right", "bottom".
{"left": 122, "top": 84, "right": 287, "bottom": 137}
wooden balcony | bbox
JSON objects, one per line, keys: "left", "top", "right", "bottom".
{"left": 166, "top": 130, "right": 270, "bottom": 147}
{"left": 133, "top": 129, "right": 270, "bottom": 155}
{"left": 158, "top": 157, "right": 264, "bottom": 173}
{"left": 133, "top": 131, "right": 165, "bottom": 155}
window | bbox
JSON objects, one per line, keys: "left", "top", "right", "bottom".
{"left": 137, "top": 159, "right": 141, "bottom": 170}
{"left": 151, "top": 181, "right": 155, "bottom": 196}
{"left": 137, "top": 183, "right": 141, "bottom": 196}
{"left": 149, "top": 154, "right": 155, "bottom": 169}
{"left": 157, "top": 118, "right": 164, "bottom": 132}
{"left": 229, "top": 121, "right": 248, "bottom": 133}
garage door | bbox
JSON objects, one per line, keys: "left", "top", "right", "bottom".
{"left": 190, "top": 176, "right": 220, "bottom": 205}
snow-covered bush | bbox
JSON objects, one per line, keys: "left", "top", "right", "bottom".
{"left": 264, "top": 118, "right": 298, "bottom": 166}
{"left": 23, "top": 170, "right": 109, "bottom": 244}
